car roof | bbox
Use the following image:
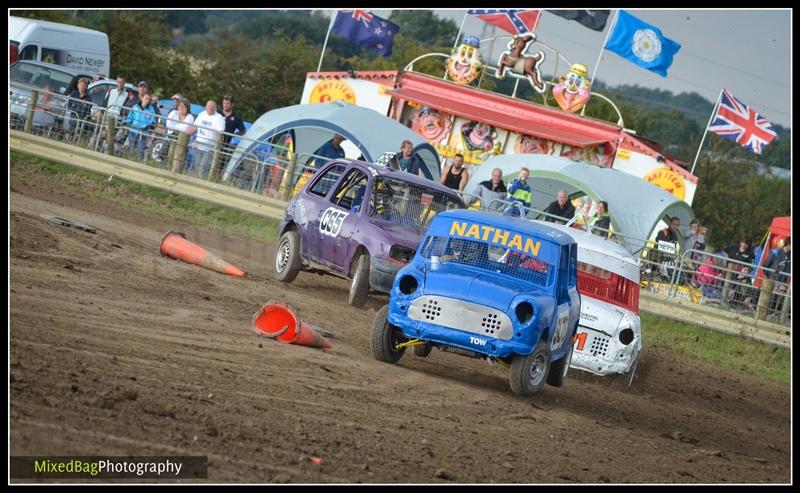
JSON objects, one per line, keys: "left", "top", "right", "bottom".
{"left": 11, "top": 59, "right": 88, "bottom": 77}
{"left": 530, "top": 220, "right": 639, "bottom": 280}
{"left": 436, "top": 210, "right": 576, "bottom": 247}
{"left": 323, "top": 159, "right": 463, "bottom": 199}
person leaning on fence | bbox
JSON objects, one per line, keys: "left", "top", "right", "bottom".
{"left": 395, "top": 140, "right": 424, "bottom": 176}
{"left": 124, "top": 94, "right": 157, "bottom": 161}
{"left": 763, "top": 237, "right": 791, "bottom": 312}
{"left": 158, "top": 96, "right": 195, "bottom": 163}
{"left": 309, "top": 133, "right": 346, "bottom": 170}
{"left": 504, "top": 167, "right": 531, "bottom": 217}
{"left": 588, "top": 200, "right": 611, "bottom": 238}
{"left": 543, "top": 189, "right": 575, "bottom": 225}
{"left": 188, "top": 100, "right": 226, "bottom": 179}
{"left": 466, "top": 167, "right": 507, "bottom": 211}
{"left": 722, "top": 235, "right": 755, "bottom": 265}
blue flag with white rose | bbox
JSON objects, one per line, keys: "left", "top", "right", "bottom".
{"left": 604, "top": 10, "right": 681, "bottom": 77}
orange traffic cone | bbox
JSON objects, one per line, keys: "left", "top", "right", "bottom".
{"left": 160, "top": 231, "right": 246, "bottom": 277}
{"left": 252, "top": 302, "right": 332, "bottom": 349}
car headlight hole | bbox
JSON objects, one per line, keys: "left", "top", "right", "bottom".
{"left": 399, "top": 275, "right": 418, "bottom": 295}
{"left": 515, "top": 302, "right": 533, "bottom": 324}
{"left": 619, "top": 328, "right": 634, "bottom": 345}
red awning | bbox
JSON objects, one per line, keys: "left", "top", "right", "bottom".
{"left": 770, "top": 216, "right": 791, "bottom": 237}
{"left": 389, "top": 72, "right": 621, "bottom": 148}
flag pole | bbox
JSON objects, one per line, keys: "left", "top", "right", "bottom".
{"left": 453, "top": 11, "right": 469, "bottom": 49}
{"left": 581, "top": 10, "right": 619, "bottom": 116}
{"left": 589, "top": 9, "right": 619, "bottom": 87}
{"left": 317, "top": 10, "right": 337, "bottom": 72}
{"left": 690, "top": 88, "right": 724, "bottom": 175}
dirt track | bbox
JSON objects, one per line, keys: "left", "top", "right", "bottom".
{"left": 9, "top": 167, "right": 791, "bottom": 483}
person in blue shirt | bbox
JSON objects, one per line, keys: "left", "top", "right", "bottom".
{"left": 124, "top": 94, "right": 157, "bottom": 161}
{"left": 504, "top": 167, "right": 532, "bottom": 217}
{"left": 310, "top": 133, "right": 346, "bottom": 169}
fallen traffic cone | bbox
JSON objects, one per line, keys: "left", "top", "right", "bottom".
{"left": 160, "top": 230, "right": 246, "bottom": 277}
{"left": 252, "top": 302, "right": 332, "bottom": 349}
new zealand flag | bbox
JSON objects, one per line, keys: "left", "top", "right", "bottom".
{"left": 332, "top": 10, "right": 399, "bottom": 57}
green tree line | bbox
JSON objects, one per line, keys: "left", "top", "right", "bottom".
{"left": 12, "top": 10, "right": 791, "bottom": 245}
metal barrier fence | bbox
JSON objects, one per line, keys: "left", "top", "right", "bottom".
{"left": 10, "top": 85, "right": 335, "bottom": 202}
{"left": 10, "top": 87, "right": 791, "bottom": 329}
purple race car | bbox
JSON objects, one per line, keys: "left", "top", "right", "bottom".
{"left": 274, "top": 159, "right": 464, "bottom": 307}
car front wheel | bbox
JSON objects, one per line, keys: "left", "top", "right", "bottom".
{"left": 509, "top": 341, "right": 551, "bottom": 396}
{"left": 371, "top": 304, "right": 406, "bottom": 364}
{"left": 273, "top": 230, "right": 301, "bottom": 283}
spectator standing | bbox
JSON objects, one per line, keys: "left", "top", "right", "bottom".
{"left": 466, "top": 167, "right": 507, "bottom": 211}
{"left": 218, "top": 95, "right": 246, "bottom": 170}
{"left": 32, "top": 84, "right": 56, "bottom": 133}
{"left": 764, "top": 237, "right": 791, "bottom": 283}
{"left": 439, "top": 153, "right": 469, "bottom": 191}
{"left": 395, "top": 139, "right": 424, "bottom": 175}
{"left": 133, "top": 80, "right": 162, "bottom": 126}
{"left": 310, "top": 134, "right": 346, "bottom": 169}
{"left": 96, "top": 75, "right": 129, "bottom": 123}
{"left": 656, "top": 216, "right": 681, "bottom": 244}
{"left": 67, "top": 77, "right": 92, "bottom": 135}
{"left": 588, "top": 200, "right": 611, "bottom": 237}
{"left": 543, "top": 189, "right": 575, "bottom": 224}
{"left": 124, "top": 94, "right": 157, "bottom": 160}
{"left": 188, "top": 100, "right": 226, "bottom": 179}
{"left": 505, "top": 167, "right": 531, "bottom": 217}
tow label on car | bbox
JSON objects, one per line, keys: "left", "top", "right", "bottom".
{"left": 469, "top": 336, "right": 487, "bottom": 346}
{"left": 319, "top": 207, "right": 349, "bottom": 237}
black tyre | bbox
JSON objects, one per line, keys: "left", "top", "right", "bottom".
{"left": 371, "top": 304, "right": 406, "bottom": 364}
{"left": 348, "top": 253, "right": 370, "bottom": 307}
{"left": 412, "top": 343, "right": 433, "bottom": 358}
{"left": 509, "top": 340, "right": 551, "bottom": 396}
{"left": 546, "top": 341, "right": 573, "bottom": 387}
{"left": 273, "top": 230, "right": 301, "bottom": 283}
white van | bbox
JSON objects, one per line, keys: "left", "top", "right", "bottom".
{"left": 9, "top": 16, "right": 110, "bottom": 78}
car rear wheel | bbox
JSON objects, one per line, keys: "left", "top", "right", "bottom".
{"left": 546, "top": 340, "right": 573, "bottom": 387}
{"left": 348, "top": 253, "right": 370, "bottom": 307}
{"left": 509, "top": 341, "right": 550, "bottom": 396}
{"left": 371, "top": 304, "right": 406, "bottom": 364}
{"left": 273, "top": 230, "right": 301, "bottom": 283}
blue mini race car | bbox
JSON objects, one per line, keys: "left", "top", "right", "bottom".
{"left": 371, "top": 209, "right": 581, "bottom": 396}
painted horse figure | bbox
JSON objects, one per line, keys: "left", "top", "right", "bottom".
{"left": 496, "top": 33, "right": 546, "bottom": 93}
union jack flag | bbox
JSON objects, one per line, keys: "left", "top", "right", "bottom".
{"left": 708, "top": 88, "right": 777, "bottom": 154}
{"left": 467, "top": 9, "right": 541, "bottom": 34}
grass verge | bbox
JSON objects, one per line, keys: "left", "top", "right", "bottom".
{"left": 642, "top": 312, "right": 790, "bottom": 385}
{"left": 11, "top": 150, "right": 279, "bottom": 243}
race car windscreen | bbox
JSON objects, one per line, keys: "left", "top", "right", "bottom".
{"left": 420, "top": 236, "right": 553, "bottom": 287}
{"left": 368, "top": 177, "right": 462, "bottom": 232}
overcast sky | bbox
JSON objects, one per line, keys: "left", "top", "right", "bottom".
{"left": 362, "top": 9, "right": 791, "bottom": 129}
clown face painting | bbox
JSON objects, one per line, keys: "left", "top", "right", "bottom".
{"left": 447, "top": 35, "right": 484, "bottom": 85}
{"left": 552, "top": 63, "right": 592, "bottom": 113}
{"left": 461, "top": 120, "right": 498, "bottom": 151}
{"left": 514, "top": 134, "right": 551, "bottom": 155}
{"left": 410, "top": 107, "right": 452, "bottom": 144}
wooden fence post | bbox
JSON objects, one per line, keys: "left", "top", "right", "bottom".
{"left": 23, "top": 90, "right": 39, "bottom": 134}
{"left": 171, "top": 132, "right": 189, "bottom": 174}
{"left": 106, "top": 117, "right": 116, "bottom": 156}
{"left": 756, "top": 278, "right": 774, "bottom": 321}
{"left": 207, "top": 134, "right": 223, "bottom": 182}
{"left": 280, "top": 154, "right": 299, "bottom": 202}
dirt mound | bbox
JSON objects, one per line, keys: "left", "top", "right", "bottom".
{"left": 9, "top": 172, "right": 790, "bottom": 483}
